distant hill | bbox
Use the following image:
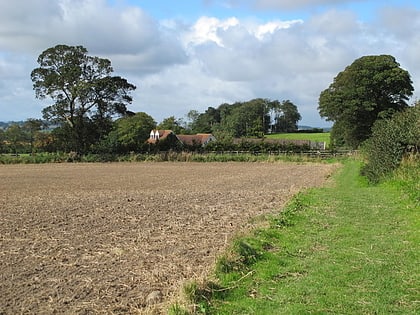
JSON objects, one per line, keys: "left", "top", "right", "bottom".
{"left": 0, "top": 121, "right": 25, "bottom": 129}
{"left": 0, "top": 120, "right": 53, "bottom": 130}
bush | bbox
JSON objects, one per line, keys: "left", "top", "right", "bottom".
{"left": 361, "top": 104, "right": 419, "bottom": 183}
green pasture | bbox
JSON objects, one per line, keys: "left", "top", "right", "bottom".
{"left": 266, "top": 132, "right": 330, "bottom": 146}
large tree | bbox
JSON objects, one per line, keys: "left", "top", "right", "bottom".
{"left": 318, "top": 55, "right": 413, "bottom": 148}
{"left": 272, "top": 100, "right": 301, "bottom": 133}
{"left": 189, "top": 107, "right": 221, "bottom": 134}
{"left": 106, "top": 112, "right": 156, "bottom": 153}
{"left": 157, "top": 116, "right": 185, "bottom": 134}
{"left": 31, "top": 44, "right": 136, "bottom": 153}
{"left": 219, "top": 99, "right": 271, "bottom": 137}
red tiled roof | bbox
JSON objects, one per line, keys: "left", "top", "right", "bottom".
{"left": 147, "top": 130, "right": 174, "bottom": 144}
{"left": 147, "top": 130, "right": 215, "bottom": 146}
{"left": 177, "top": 134, "right": 213, "bottom": 146}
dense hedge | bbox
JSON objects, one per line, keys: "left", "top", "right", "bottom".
{"left": 361, "top": 104, "right": 419, "bottom": 183}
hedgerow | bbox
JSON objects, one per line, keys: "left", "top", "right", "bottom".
{"left": 361, "top": 104, "right": 419, "bottom": 183}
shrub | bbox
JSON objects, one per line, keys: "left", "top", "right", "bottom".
{"left": 361, "top": 104, "right": 419, "bottom": 183}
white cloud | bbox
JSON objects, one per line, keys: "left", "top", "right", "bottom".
{"left": 183, "top": 16, "right": 240, "bottom": 47}
{"left": 0, "top": 0, "right": 419, "bottom": 127}
{"left": 0, "top": 0, "right": 187, "bottom": 72}
{"left": 255, "top": 20, "right": 303, "bottom": 39}
{"left": 131, "top": 59, "right": 254, "bottom": 120}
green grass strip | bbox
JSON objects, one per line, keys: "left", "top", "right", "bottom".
{"left": 199, "top": 160, "right": 419, "bottom": 314}
{"left": 265, "top": 132, "right": 330, "bottom": 146}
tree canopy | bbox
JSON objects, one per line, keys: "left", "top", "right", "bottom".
{"left": 270, "top": 100, "right": 302, "bottom": 133}
{"left": 31, "top": 44, "right": 136, "bottom": 153}
{"left": 157, "top": 116, "right": 185, "bottom": 134}
{"left": 187, "top": 98, "right": 301, "bottom": 137}
{"left": 105, "top": 112, "right": 156, "bottom": 153}
{"left": 318, "top": 55, "right": 413, "bottom": 148}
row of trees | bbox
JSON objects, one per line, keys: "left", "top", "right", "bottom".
{"left": 185, "top": 99, "right": 301, "bottom": 137}
{"left": 0, "top": 119, "right": 46, "bottom": 154}
{"left": 0, "top": 99, "right": 302, "bottom": 154}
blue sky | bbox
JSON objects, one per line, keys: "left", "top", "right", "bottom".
{"left": 1, "top": 0, "right": 420, "bottom": 127}
{"left": 125, "top": 0, "right": 413, "bottom": 22}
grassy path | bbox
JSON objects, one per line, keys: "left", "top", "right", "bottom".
{"left": 190, "top": 161, "right": 419, "bottom": 314}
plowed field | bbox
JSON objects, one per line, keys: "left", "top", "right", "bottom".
{"left": 0, "top": 162, "right": 337, "bottom": 314}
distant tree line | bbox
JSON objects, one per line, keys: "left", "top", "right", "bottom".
{"left": 184, "top": 98, "right": 301, "bottom": 137}
{"left": 0, "top": 101, "right": 303, "bottom": 155}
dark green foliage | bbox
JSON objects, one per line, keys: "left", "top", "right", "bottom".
{"left": 188, "top": 107, "right": 220, "bottom": 134}
{"left": 3, "top": 124, "right": 26, "bottom": 154}
{"left": 361, "top": 104, "right": 419, "bottom": 183}
{"left": 103, "top": 112, "right": 156, "bottom": 153}
{"left": 187, "top": 98, "right": 301, "bottom": 138}
{"left": 157, "top": 116, "right": 186, "bottom": 134}
{"left": 1, "top": 119, "right": 46, "bottom": 154}
{"left": 272, "top": 100, "right": 302, "bottom": 133}
{"left": 319, "top": 55, "right": 414, "bottom": 148}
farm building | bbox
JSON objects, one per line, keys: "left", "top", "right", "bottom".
{"left": 147, "top": 130, "right": 216, "bottom": 148}
{"left": 176, "top": 134, "right": 216, "bottom": 147}
{"left": 147, "top": 130, "right": 176, "bottom": 144}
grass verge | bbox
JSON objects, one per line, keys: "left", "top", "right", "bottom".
{"left": 171, "top": 159, "right": 419, "bottom": 314}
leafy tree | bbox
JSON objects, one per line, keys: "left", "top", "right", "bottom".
{"left": 318, "top": 55, "right": 413, "bottom": 148}
{"left": 186, "top": 98, "right": 299, "bottom": 138}
{"left": 273, "top": 100, "right": 301, "bottom": 133}
{"left": 157, "top": 116, "right": 185, "bottom": 134}
{"left": 106, "top": 112, "right": 156, "bottom": 153}
{"left": 31, "top": 44, "right": 136, "bottom": 153}
{"left": 219, "top": 99, "right": 270, "bottom": 137}
{"left": 4, "top": 124, "right": 26, "bottom": 154}
{"left": 190, "top": 107, "right": 221, "bottom": 134}
{"left": 23, "top": 118, "right": 45, "bottom": 154}
{"left": 185, "top": 110, "right": 200, "bottom": 133}
{"left": 34, "top": 132, "right": 55, "bottom": 153}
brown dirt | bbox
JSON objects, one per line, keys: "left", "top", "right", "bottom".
{"left": 0, "top": 162, "right": 337, "bottom": 314}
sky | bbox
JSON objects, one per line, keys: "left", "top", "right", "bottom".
{"left": 1, "top": 0, "right": 420, "bottom": 127}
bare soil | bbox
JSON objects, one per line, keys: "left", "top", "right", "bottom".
{"left": 0, "top": 162, "right": 337, "bottom": 314}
